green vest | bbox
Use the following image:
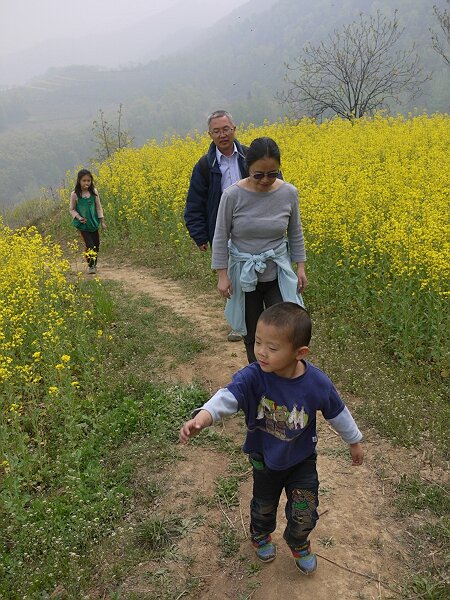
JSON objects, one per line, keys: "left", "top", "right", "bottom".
{"left": 72, "top": 194, "right": 100, "bottom": 232}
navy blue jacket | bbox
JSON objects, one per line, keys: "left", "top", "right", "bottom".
{"left": 184, "top": 140, "right": 248, "bottom": 246}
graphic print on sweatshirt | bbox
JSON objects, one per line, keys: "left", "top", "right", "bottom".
{"left": 256, "top": 395, "right": 309, "bottom": 440}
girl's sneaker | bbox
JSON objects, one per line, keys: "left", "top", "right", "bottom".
{"left": 291, "top": 541, "right": 317, "bottom": 574}
{"left": 88, "top": 266, "right": 96, "bottom": 274}
{"left": 252, "top": 534, "right": 277, "bottom": 562}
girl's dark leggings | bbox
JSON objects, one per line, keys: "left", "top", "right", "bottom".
{"left": 244, "top": 279, "right": 283, "bottom": 363}
{"left": 80, "top": 230, "right": 100, "bottom": 267}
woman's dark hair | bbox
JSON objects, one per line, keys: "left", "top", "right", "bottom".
{"left": 74, "top": 169, "right": 96, "bottom": 197}
{"left": 245, "top": 137, "right": 281, "bottom": 169}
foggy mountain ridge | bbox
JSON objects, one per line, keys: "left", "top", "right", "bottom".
{"left": 0, "top": 0, "right": 283, "bottom": 129}
{"left": 0, "top": 0, "right": 250, "bottom": 87}
{"left": 0, "top": 0, "right": 448, "bottom": 211}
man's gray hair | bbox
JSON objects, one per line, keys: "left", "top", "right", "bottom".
{"left": 207, "top": 110, "right": 235, "bottom": 129}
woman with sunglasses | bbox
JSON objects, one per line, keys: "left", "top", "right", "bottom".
{"left": 212, "top": 136, "right": 307, "bottom": 363}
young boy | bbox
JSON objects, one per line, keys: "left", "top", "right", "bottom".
{"left": 179, "top": 302, "right": 364, "bottom": 575}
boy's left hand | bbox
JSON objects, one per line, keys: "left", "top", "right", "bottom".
{"left": 350, "top": 442, "right": 364, "bottom": 466}
{"left": 101, "top": 221, "right": 107, "bottom": 230}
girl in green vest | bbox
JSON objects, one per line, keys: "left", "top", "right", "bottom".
{"left": 69, "top": 169, "right": 107, "bottom": 274}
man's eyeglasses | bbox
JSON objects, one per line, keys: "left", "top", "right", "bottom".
{"left": 250, "top": 170, "right": 280, "bottom": 180}
{"left": 209, "top": 126, "right": 234, "bottom": 136}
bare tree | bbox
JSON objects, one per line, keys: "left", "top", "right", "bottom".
{"left": 278, "top": 11, "right": 428, "bottom": 121}
{"left": 431, "top": 2, "right": 450, "bottom": 67}
{"left": 92, "top": 104, "right": 134, "bottom": 161}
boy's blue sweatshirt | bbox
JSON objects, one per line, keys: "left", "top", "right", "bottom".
{"left": 195, "top": 361, "right": 362, "bottom": 470}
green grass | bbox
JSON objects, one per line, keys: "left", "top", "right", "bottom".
{"left": 2, "top": 194, "right": 58, "bottom": 229}
{"left": 402, "top": 575, "right": 449, "bottom": 600}
{"left": 0, "top": 280, "right": 209, "bottom": 600}
{"left": 311, "top": 317, "right": 449, "bottom": 598}
{"left": 134, "top": 515, "right": 186, "bottom": 555}
{"left": 309, "top": 310, "right": 449, "bottom": 457}
{"left": 215, "top": 475, "right": 240, "bottom": 509}
{"left": 246, "top": 562, "right": 262, "bottom": 576}
{"left": 194, "top": 427, "right": 243, "bottom": 455}
{"left": 395, "top": 475, "right": 450, "bottom": 599}
{"left": 24, "top": 204, "right": 449, "bottom": 598}
{"left": 396, "top": 475, "right": 449, "bottom": 516}
{"left": 319, "top": 446, "right": 349, "bottom": 460}
{"left": 218, "top": 521, "right": 240, "bottom": 558}
{"left": 139, "top": 569, "right": 203, "bottom": 600}
{"left": 318, "top": 536, "right": 335, "bottom": 548}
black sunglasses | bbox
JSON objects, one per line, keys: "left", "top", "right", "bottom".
{"left": 250, "top": 170, "right": 279, "bottom": 180}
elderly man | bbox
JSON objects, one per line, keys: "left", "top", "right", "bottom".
{"left": 184, "top": 110, "right": 249, "bottom": 342}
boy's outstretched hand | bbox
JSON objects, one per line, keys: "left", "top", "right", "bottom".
{"left": 179, "top": 409, "right": 213, "bottom": 444}
{"left": 350, "top": 442, "right": 364, "bottom": 466}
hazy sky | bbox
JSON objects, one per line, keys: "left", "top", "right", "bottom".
{"left": 1, "top": 0, "right": 225, "bottom": 57}
{"left": 0, "top": 0, "right": 249, "bottom": 85}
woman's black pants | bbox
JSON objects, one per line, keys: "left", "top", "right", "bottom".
{"left": 244, "top": 279, "right": 283, "bottom": 363}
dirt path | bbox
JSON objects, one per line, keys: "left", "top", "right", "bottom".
{"left": 95, "top": 260, "right": 412, "bottom": 600}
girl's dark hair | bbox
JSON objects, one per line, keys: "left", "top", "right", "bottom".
{"left": 258, "top": 302, "right": 312, "bottom": 348}
{"left": 74, "top": 169, "right": 96, "bottom": 197}
{"left": 245, "top": 137, "right": 281, "bottom": 169}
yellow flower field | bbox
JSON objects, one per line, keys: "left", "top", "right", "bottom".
{"left": 0, "top": 220, "right": 79, "bottom": 392}
{"left": 61, "top": 112, "right": 446, "bottom": 372}
{"left": 91, "top": 113, "right": 449, "bottom": 295}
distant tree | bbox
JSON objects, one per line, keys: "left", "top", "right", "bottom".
{"left": 278, "top": 10, "right": 428, "bottom": 120}
{"left": 431, "top": 2, "right": 450, "bottom": 67}
{"left": 92, "top": 104, "right": 134, "bottom": 161}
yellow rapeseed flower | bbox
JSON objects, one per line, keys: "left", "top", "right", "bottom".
{"left": 63, "top": 113, "right": 448, "bottom": 294}
{"left": 1, "top": 459, "right": 10, "bottom": 473}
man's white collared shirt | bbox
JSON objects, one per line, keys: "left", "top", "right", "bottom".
{"left": 216, "top": 144, "right": 242, "bottom": 191}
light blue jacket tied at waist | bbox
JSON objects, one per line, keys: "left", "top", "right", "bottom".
{"left": 224, "top": 240, "right": 305, "bottom": 336}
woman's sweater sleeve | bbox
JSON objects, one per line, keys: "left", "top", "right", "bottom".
{"left": 287, "top": 189, "right": 306, "bottom": 263}
{"left": 211, "top": 188, "right": 234, "bottom": 269}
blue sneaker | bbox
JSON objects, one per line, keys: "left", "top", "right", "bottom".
{"left": 252, "top": 534, "right": 277, "bottom": 562}
{"left": 292, "top": 541, "right": 317, "bottom": 574}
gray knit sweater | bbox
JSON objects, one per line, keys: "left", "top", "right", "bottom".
{"left": 211, "top": 182, "right": 306, "bottom": 282}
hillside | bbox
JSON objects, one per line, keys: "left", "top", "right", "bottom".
{"left": 0, "top": 0, "right": 448, "bottom": 209}
{"left": 0, "top": 0, "right": 248, "bottom": 87}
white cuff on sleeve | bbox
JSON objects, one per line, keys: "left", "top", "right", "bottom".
{"left": 192, "top": 388, "right": 239, "bottom": 423}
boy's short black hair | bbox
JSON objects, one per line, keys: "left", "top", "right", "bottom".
{"left": 258, "top": 302, "right": 312, "bottom": 348}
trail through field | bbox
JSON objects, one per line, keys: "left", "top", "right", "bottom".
{"left": 93, "top": 260, "right": 415, "bottom": 600}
